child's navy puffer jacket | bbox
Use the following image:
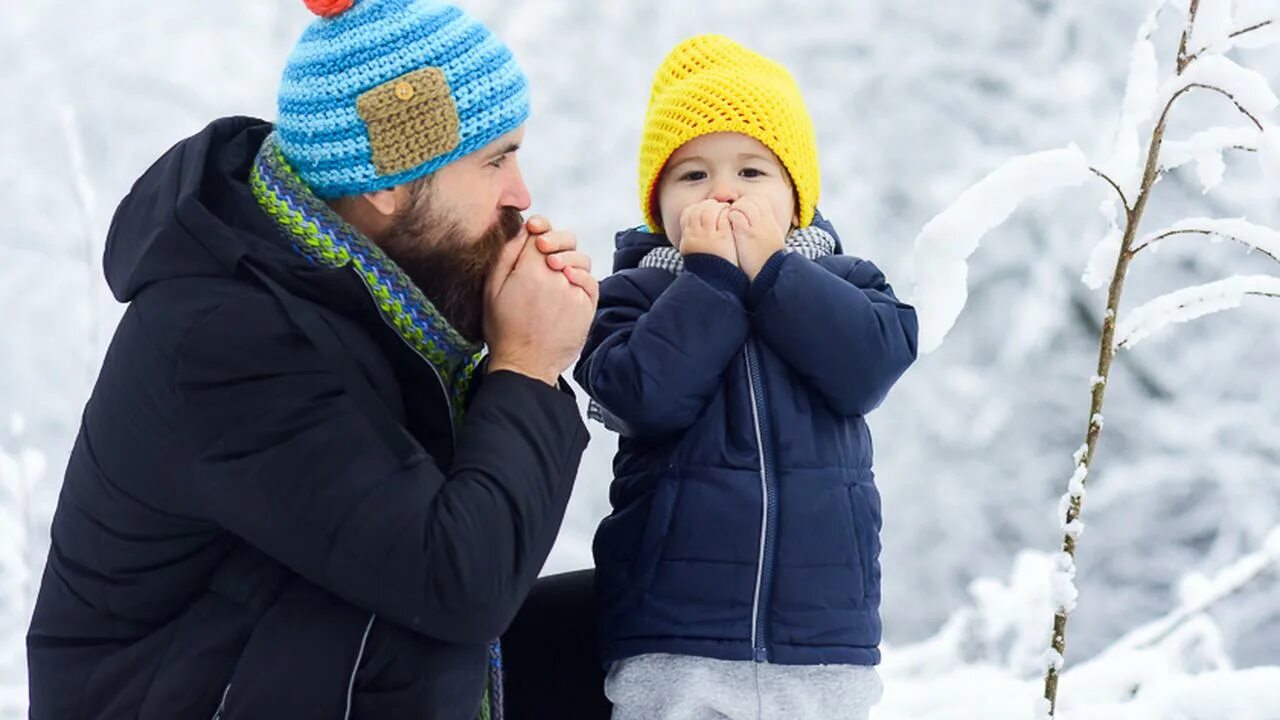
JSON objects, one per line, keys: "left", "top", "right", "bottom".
{"left": 575, "top": 214, "right": 918, "bottom": 667}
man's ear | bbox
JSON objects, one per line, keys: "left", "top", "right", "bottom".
{"left": 362, "top": 187, "right": 404, "bottom": 217}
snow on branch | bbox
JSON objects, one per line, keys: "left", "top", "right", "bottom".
{"left": 1082, "top": 201, "right": 1124, "bottom": 290}
{"left": 1185, "top": 15, "right": 1280, "bottom": 62}
{"left": 910, "top": 146, "right": 1094, "bottom": 353}
{"left": 1115, "top": 274, "right": 1280, "bottom": 348}
{"left": 1107, "top": 526, "right": 1280, "bottom": 653}
{"left": 1161, "top": 126, "right": 1259, "bottom": 192}
{"left": 1131, "top": 217, "right": 1280, "bottom": 261}
{"left": 1156, "top": 55, "right": 1278, "bottom": 131}
{"left": 1098, "top": 38, "right": 1160, "bottom": 200}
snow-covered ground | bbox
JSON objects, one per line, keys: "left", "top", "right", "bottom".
{"left": 3, "top": 0, "right": 1279, "bottom": 717}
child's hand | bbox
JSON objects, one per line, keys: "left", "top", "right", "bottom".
{"left": 728, "top": 195, "right": 786, "bottom": 281}
{"left": 677, "top": 200, "right": 739, "bottom": 266}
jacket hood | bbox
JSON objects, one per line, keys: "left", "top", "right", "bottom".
{"left": 104, "top": 116, "right": 304, "bottom": 302}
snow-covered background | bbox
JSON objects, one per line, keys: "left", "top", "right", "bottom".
{"left": 2, "top": 0, "right": 1278, "bottom": 717}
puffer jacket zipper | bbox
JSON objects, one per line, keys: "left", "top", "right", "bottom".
{"left": 743, "top": 339, "right": 778, "bottom": 663}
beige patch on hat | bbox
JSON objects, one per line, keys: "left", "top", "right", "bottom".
{"left": 358, "top": 66, "right": 461, "bottom": 176}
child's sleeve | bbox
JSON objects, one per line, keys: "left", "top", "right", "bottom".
{"left": 574, "top": 255, "right": 751, "bottom": 439}
{"left": 747, "top": 251, "right": 918, "bottom": 417}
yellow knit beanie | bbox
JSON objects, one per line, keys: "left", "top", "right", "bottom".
{"left": 639, "top": 34, "right": 820, "bottom": 233}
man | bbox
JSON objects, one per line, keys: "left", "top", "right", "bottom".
{"left": 26, "top": 0, "right": 609, "bottom": 717}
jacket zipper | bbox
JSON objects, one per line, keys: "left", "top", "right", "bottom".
{"left": 743, "top": 339, "right": 778, "bottom": 663}
{"left": 345, "top": 296, "right": 459, "bottom": 715}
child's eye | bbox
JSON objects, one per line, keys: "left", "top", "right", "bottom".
{"left": 741, "top": 167, "right": 767, "bottom": 178}
{"left": 679, "top": 170, "right": 707, "bottom": 182}
{"left": 488, "top": 155, "right": 508, "bottom": 169}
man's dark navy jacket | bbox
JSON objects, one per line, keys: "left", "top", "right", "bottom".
{"left": 26, "top": 117, "right": 588, "bottom": 719}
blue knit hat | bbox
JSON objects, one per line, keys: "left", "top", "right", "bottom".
{"left": 276, "top": 0, "right": 530, "bottom": 199}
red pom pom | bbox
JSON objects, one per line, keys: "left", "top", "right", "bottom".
{"left": 304, "top": 0, "right": 354, "bottom": 18}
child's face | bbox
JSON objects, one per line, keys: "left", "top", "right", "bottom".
{"left": 655, "top": 132, "right": 797, "bottom": 248}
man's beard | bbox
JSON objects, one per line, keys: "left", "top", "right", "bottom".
{"left": 374, "top": 189, "right": 524, "bottom": 345}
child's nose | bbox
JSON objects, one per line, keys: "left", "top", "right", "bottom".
{"left": 710, "top": 183, "right": 740, "bottom": 204}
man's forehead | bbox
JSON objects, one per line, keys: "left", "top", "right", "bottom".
{"left": 475, "top": 127, "right": 526, "bottom": 156}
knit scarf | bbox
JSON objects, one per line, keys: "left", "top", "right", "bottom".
{"left": 250, "top": 133, "right": 503, "bottom": 720}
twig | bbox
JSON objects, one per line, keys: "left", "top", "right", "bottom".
{"left": 1130, "top": 228, "right": 1280, "bottom": 262}
{"left": 1183, "top": 83, "right": 1266, "bottom": 132}
{"left": 1089, "top": 167, "right": 1131, "bottom": 214}
{"left": 1113, "top": 528, "right": 1280, "bottom": 652}
{"left": 1176, "top": 0, "right": 1202, "bottom": 75}
{"left": 1043, "top": 4, "right": 1198, "bottom": 713}
{"left": 1184, "top": 20, "right": 1276, "bottom": 67}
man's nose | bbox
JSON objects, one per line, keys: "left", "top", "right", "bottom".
{"left": 502, "top": 168, "right": 532, "bottom": 211}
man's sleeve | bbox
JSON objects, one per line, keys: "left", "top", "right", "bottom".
{"left": 177, "top": 291, "right": 588, "bottom": 643}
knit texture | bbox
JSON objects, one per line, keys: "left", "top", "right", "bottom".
{"left": 639, "top": 34, "right": 819, "bottom": 232}
{"left": 277, "top": 0, "right": 529, "bottom": 199}
{"left": 252, "top": 134, "right": 503, "bottom": 719}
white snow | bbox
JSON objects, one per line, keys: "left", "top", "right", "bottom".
{"left": 6, "top": 2, "right": 1280, "bottom": 720}
{"left": 1161, "top": 126, "right": 1259, "bottom": 192}
{"left": 1098, "top": 39, "right": 1160, "bottom": 200}
{"left": 876, "top": 537, "right": 1280, "bottom": 719}
{"left": 1187, "top": 0, "right": 1236, "bottom": 59}
{"left": 1155, "top": 55, "right": 1279, "bottom": 124}
{"left": 1134, "top": 216, "right": 1280, "bottom": 260}
{"left": 1067, "top": 466, "right": 1088, "bottom": 498}
{"left": 1082, "top": 201, "right": 1124, "bottom": 290}
{"left": 1260, "top": 123, "right": 1280, "bottom": 195}
{"left": 1062, "top": 519, "right": 1085, "bottom": 540}
{"left": 910, "top": 145, "right": 1094, "bottom": 353}
{"left": 1116, "top": 275, "right": 1280, "bottom": 347}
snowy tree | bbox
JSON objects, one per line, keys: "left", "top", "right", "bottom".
{"left": 909, "top": 0, "right": 1280, "bottom": 714}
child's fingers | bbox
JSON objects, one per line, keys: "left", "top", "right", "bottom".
{"left": 698, "top": 202, "right": 722, "bottom": 234}
{"left": 680, "top": 201, "right": 708, "bottom": 234}
{"left": 546, "top": 250, "right": 592, "bottom": 273}
{"left": 715, "top": 204, "right": 734, "bottom": 234}
{"left": 733, "top": 196, "right": 764, "bottom": 226}
{"left": 563, "top": 267, "right": 599, "bottom": 304}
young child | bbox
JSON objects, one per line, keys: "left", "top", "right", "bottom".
{"left": 574, "top": 35, "right": 919, "bottom": 719}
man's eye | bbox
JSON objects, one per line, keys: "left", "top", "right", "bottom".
{"left": 679, "top": 170, "right": 707, "bottom": 182}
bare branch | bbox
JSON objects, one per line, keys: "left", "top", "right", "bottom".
{"left": 1176, "top": 0, "right": 1202, "bottom": 75}
{"left": 1184, "top": 20, "right": 1276, "bottom": 67}
{"left": 1101, "top": 527, "right": 1280, "bottom": 654}
{"left": 1129, "top": 228, "right": 1217, "bottom": 255}
{"left": 1163, "top": 82, "right": 1267, "bottom": 132}
{"left": 1089, "top": 167, "right": 1131, "bottom": 213}
{"left": 1130, "top": 227, "right": 1280, "bottom": 263}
